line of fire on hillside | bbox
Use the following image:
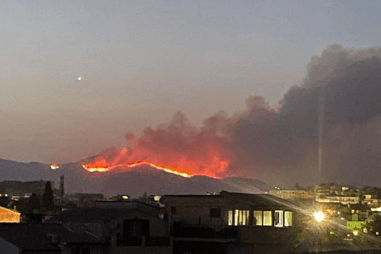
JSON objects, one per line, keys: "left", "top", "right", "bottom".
{"left": 1, "top": 181, "right": 381, "bottom": 253}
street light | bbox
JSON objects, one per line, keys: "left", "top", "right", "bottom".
{"left": 314, "top": 211, "right": 325, "bottom": 222}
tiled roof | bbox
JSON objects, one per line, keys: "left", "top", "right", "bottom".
{"left": 47, "top": 207, "right": 160, "bottom": 223}
{"left": 0, "top": 223, "right": 104, "bottom": 251}
{"left": 161, "top": 190, "right": 297, "bottom": 210}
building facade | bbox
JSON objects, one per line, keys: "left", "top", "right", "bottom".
{"left": 160, "top": 191, "right": 302, "bottom": 254}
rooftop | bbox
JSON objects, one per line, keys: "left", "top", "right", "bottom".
{"left": 48, "top": 203, "right": 161, "bottom": 223}
{"left": 0, "top": 223, "right": 104, "bottom": 251}
{"left": 161, "top": 190, "right": 297, "bottom": 210}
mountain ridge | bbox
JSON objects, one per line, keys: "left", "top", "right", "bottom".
{"left": 0, "top": 157, "right": 273, "bottom": 197}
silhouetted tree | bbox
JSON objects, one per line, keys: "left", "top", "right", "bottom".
{"left": 139, "top": 192, "right": 149, "bottom": 203}
{"left": 27, "top": 193, "right": 40, "bottom": 213}
{"left": 42, "top": 181, "right": 54, "bottom": 212}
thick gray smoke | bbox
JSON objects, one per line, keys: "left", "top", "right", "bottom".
{"left": 234, "top": 45, "right": 381, "bottom": 187}
{"left": 94, "top": 45, "right": 381, "bottom": 187}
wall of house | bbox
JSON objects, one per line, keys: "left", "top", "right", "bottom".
{"left": 239, "top": 225, "right": 298, "bottom": 244}
{"left": 0, "top": 207, "right": 20, "bottom": 223}
{"left": 110, "top": 210, "right": 168, "bottom": 238}
{"left": 174, "top": 206, "right": 226, "bottom": 227}
{"left": 168, "top": 197, "right": 245, "bottom": 228}
{"left": 0, "top": 237, "right": 19, "bottom": 254}
{"left": 64, "top": 222, "right": 104, "bottom": 239}
{"left": 170, "top": 201, "right": 297, "bottom": 229}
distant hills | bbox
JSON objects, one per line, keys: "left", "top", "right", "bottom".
{"left": 0, "top": 157, "right": 272, "bottom": 197}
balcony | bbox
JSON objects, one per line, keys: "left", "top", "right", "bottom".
{"left": 173, "top": 222, "right": 238, "bottom": 239}
{"left": 117, "top": 236, "right": 171, "bottom": 246}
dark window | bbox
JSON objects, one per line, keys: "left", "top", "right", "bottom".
{"left": 124, "top": 219, "right": 150, "bottom": 238}
{"left": 172, "top": 206, "right": 177, "bottom": 214}
{"left": 210, "top": 208, "right": 221, "bottom": 218}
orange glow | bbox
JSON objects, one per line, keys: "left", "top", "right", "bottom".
{"left": 80, "top": 122, "right": 234, "bottom": 178}
{"left": 81, "top": 161, "right": 193, "bottom": 178}
{"left": 82, "top": 165, "right": 109, "bottom": 172}
{"left": 0, "top": 207, "right": 20, "bottom": 223}
{"left": 49, "top": 164, "right": 60, "bottom": 170}
{"left": 128, "top": 161, "right": 192, "bottom": 178}
{"left": 81, "top": 148, "right": 230, "bottom": 178}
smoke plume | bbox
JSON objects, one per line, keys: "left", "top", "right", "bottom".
{"left": 84, "top": 45, "right": 381, "bottom": 187}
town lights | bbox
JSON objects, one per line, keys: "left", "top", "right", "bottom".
{"left": 314, "top": 211, "right": 325, "bottom": 222}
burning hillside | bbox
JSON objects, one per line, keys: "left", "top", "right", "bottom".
{"left": 82, "top": 160, "right": 192, "bottom": 178}
{"left": 81, "top": 113, "right": 235, "bottom": 178}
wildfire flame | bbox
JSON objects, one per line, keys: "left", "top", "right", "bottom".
{"left": 81, "top": 146, "right": 230, "bottom": 179}
{"left": 81, "top": 113, "right": 234, "bottom": 178}
{"left": 49, "top": 164, "right": 60, "bottom": 170}
{"left": 82, "top": 161, "right": 192, "bottom": 178}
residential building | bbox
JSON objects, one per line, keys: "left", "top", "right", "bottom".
{"left": 160, "top": 190, "right": 302, "bottom": 254}
{"left": 48, "top": 201, "right": 172, "bottom": 254}
{"left": 0, "top": 223, "right": 107, "bottom": 254}
{"left": 316, "top": 194, "right": 359, "bottom": 205}
{"left": 269, "top": 189, "right": 314, "bottom": 200}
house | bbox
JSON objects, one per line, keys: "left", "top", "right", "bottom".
{"left": 0, "top": 223, "right": 107, "bottom": 254}
{"left": 269, "top": 189, "right": 314, "bottom": 200}
{"left": 66, "top": 193, "right": 105, "bottom": 207}
{"left": 48, "top": 201, "right": 172, "bottom": 254}
{"left": 0, "top": 206, "right": 20, "bottom": 222}
{"left": 160, "top": 190, "right": 303, "bottom": 254}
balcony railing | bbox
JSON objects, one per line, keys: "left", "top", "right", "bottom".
{"left": 173, "top": 222, "right": 238, "bottom": 239}
{"left": 117, "top": 236, "right": 170, "bottom": 246}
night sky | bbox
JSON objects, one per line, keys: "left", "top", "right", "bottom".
{"left": 2, "top": 1, "right": 381, "bottom": 187}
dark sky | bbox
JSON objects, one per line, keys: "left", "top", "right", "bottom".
{"left": 2, "top": 1, "right": 381, "bottom": 187}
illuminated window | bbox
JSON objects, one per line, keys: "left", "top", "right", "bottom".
{"left": 232, "top": 209, "right": 250, "bottom": 226}
{"left": 239, "top": 210, "right": 243, "bottom": 225}
{"left": 263, "top": 211, "right": 272, "bottom": 226}
{"left": 240, "top": 210, "right": 249, "bottom": 225}
{"left": 285, "top": 211, "right": 292, "bottom": 227}
{"left": 274, "top": 210, "right": 283, "bottom": 227}
{"left": 254, "top": 211, "right": 262, "bottom": 226}
{"left": 227, "top": 210, "right": 233, "bottom": 226}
